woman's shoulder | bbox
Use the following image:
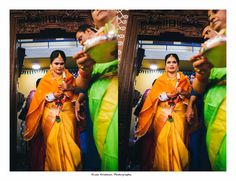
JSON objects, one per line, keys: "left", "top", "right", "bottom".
{"left": 156, "top": 72, "right": 167, "bottom": 81}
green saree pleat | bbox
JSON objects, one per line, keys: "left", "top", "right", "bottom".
{"left": 204, "top": 67, "right": 226, "bottom": 171}
{"left": 88, "top": 60, "right": 118, "bottom": 171}
{"left": 101, "top": 107, "right": 118, "bottom": 171}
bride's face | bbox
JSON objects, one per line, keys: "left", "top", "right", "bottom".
{"left": 165, "top": 56, "right": 179, "bottom": 74}
{"left": 51, "top": 55, "right": 65, "bottom": 76}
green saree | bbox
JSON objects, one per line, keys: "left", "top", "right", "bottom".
{"left": 204, "top": 67, "right": 226, "bottom": 171}
{"left": 88, "top": 60, "right": 118, "bottom": 171}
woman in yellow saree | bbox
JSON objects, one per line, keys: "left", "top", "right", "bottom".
{"left": 23, "top": 50, "right": 81, "bottom": 171}
{"left": 136, "top": 53, "right": 191, "bottom": 171}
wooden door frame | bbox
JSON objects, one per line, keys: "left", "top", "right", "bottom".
{"left": 10, "top": 11, "right": 20, "bottom": 171}
{"left": 9, "top": 10, "right": 92, "bottom": 171}
{"left": 118, "top": 11, "right": 146, "bottom": 170}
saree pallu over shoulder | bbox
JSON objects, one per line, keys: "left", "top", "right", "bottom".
{"left": 23, "top": 69, "right": 75, "bottom": 141}
{"left": 23, "top": 99, "right": 46, "bottom": 141}
{"left": 136, "top": 72, "right": 190, "bottom": 138}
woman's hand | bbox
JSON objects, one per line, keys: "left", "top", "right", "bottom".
{"left": 75, "top": 101, "right": 85, "bottom": 122}
{"left": 75, "top": 93, "right": 86, "bottom": 122}
{"left": 58, "top": 82, "right": 74, "bottom": 92}
{"left": 190, "top": 53, "right": 213, "bottom": 82}
{"left": 190, "top": 53, "right": 213, "bottom": 93}
{"left": 58, "top": 82, "right": 68, "bottom": 92}
{"left": 185, "top": 104, "right": 194, "bottom": 124}
{"left": 167, "top": 92, "right": 178, "bottom": 99}
{"left": 73, "top": 50, "right": 95, "bottom": 73}
{"left": 176, "top": 87, "right": 182, "bottom": 94}
{"left": 53, "top": 91, "right": 64, "bottom": 99}
{"left": 176, "top": 87, "right": 189, "bottom": 97}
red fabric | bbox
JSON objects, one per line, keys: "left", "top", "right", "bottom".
{"left": 140, "top": 129, "right": 155, "bottom": 170}
{"left": 29, "top": 131, "right": 45, "bottom": 170}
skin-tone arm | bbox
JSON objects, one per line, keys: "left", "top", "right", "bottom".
{"left": 185, "top": 95, "right": 197, "bottom": 124}
{"left": 72, "top": 51, "right": 95, "bottom": 122}
{"left": 192, "top": 77, "right": 207, "bottom": 94}
{"left": 73, "top": 50, "right": 95, "bottom": 90}
{"left": 176, "top": 87, "right": 190, "bottom": 97}
{"left": 75, "top": 93, "right": 86, "bottom": 122}
{"left": 190, "top": 53, "right": 213, "bottom": 94}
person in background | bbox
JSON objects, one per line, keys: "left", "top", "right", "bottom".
{"left": 19, "top": 78, "right": 41, "bottom": 121}
{"left": 73, "top": 10, "right": 118, "bottom": 171}
{"left": 19, "top": 78, "right": 43, "bottom": 170}
{"left": 23, "top": 50, "right": 82, "bottom": 171}
{"left": 185, "top": 22, "right": 221, "bottom": 171}
{"left": 76, "top": 24, "right": 97, "bottom": 46}
{"left": 74, "top": 24, "right": 101, "bottom": 171}
{"left": 133, "top": 79, "right": 156, "bottom": 170}
{"left": 185, "top": 73, "right": 211, "bottom": 171}
{"left": 190, "top": 10, "right": 226, "bottom": 171}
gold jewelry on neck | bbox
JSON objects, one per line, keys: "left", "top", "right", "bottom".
{"left": 167, "top": 76, "right": 177, "bottom": 80}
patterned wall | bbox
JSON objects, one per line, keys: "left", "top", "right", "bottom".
{"left": 117, "top": 10, "right": 129, "bottom": 62}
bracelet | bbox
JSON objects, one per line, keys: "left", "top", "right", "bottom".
{"left": 159, "top": 92, "right": 169, "bottom": 101}
{"left": 78, "top": 70, "right": 92, "bottom": 79}
{"left": 196, "top": 73, "right": 208, "bottom": 82}
{"left": 46, "top": 93, "right": 56, "bottom": 102}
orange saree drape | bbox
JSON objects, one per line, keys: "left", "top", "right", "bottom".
{"left": 23, "top": 69, "right": 81, "bottom": 171}
{"left": 136, "top": 72, "right": 191, "bottom": 171}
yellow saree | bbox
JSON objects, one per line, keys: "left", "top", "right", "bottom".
{"left": 136, "top": 72, "right": 191, "bottom": 171}
{"left": 23, "top": 69, "right": 81, "bottom": 171}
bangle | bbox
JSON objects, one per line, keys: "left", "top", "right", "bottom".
{"left": 78, "top": 70, "right": 92, "bottom": 79}
{"left": 196, "top": 73, "right": 208, "bottom": 81}
{"left": 46, "top": 93, "right": 56, "bottom": 102}
{"left": 159, "top": 92, "right": 169, "bottom": 101}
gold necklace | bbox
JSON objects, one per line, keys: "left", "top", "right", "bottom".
{"left": 50, "top": 70, "right": 63, "bottom": 81}
{"left": 167, "top": 75, "right": 177, "bottom": 80}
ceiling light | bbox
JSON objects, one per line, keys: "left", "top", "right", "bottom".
{"left": 32, "top": 64, "right": 41, "bottom": 70}
{"left": 150, "top": 64, "right": 158, "bottom": 70}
